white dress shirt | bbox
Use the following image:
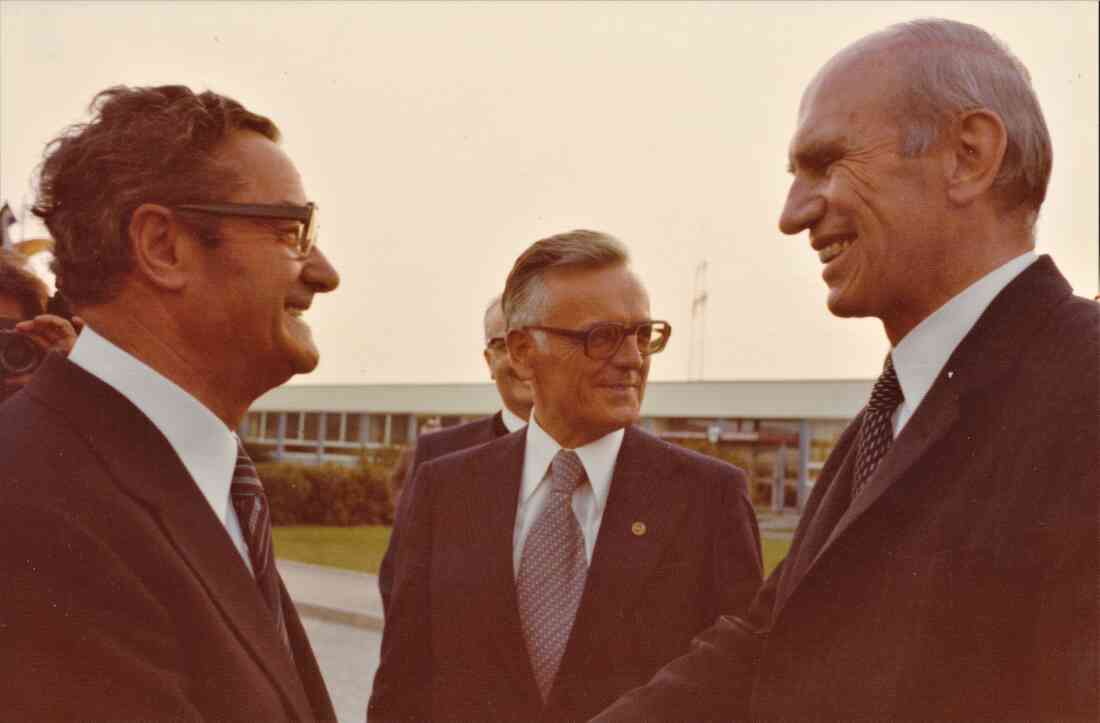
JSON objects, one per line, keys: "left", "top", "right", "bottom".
{"left": 512, "top": 415, "right": 624, "bottom": 575}
{"left": 68, "top": 326, "right": 252, "bottom": 572}
{"left": 501, "top": 407, "right": 528, "bottom": 433}
{"left": 890, "top": 251, "right": 1038, "bottom": 436}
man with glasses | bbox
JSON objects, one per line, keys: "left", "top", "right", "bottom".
{"left": 378, "top": 294, "right": 533, "bottom": 611}
{"left": 369, "top": 230, "right": 762, "bottom": 722}
{"left": 0, "top": 85, "right": 338, "bottom": 719}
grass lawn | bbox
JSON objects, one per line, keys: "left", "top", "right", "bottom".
{"left": 275, "top": 524, "right": 793, "bottom": 577}
{"left": 273, "top": 525, "right": 391, "bottom": 574}
{"left": 762, "top": 536, "right": 791, "bottom": 576}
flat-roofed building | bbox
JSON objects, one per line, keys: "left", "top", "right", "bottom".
{"left": 243, "top": 379, "right": 872, "bottom": 510}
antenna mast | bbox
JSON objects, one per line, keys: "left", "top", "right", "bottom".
{"left": 688, "top": 260, "right": 708, "bottom": 380}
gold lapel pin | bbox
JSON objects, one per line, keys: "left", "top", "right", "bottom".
{"left": 631, "top": 521, "right": 647, "bottom": 537}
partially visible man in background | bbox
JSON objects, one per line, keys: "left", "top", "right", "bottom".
{"left": 379, "top": 293, "right": 533, "bottom": 611}
{"left": 0, "top": 248, "right": 80, "bottom": 402}
{"left": 0, "top": 85, "right": 340, "bottom": 720}
{"left": 595, "top": 18, "right": 1098, "bottom": 722}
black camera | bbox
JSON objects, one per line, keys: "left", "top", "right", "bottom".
{"left": 0, "top": 319, "right": 44, "bottom": 376}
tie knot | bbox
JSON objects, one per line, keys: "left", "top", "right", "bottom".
{"left": 549, "top": 450, "right": 586, "bottom": 495}
{"left": 868, "top": 355, "right": 904, "bottom": 413}
{"left": 233, "top": 437, "right": 261, "bottom": 489}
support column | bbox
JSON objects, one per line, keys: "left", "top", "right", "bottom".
{"left": 407, "top": 414, "right": 417, "bottom": 444}
{"left": 383, "top": 414, "right": 392, "bottom": 446}
{"left": 797, "top": 419, "right": 811, "bottom": 511}
{"left": 276, "top": 413, "right": 286, "bottom": 461}
{"left": 772, "top": 444, "right": 787, "bottom": 512}
{"left": 316, "top": 412, "right": 326, "bottom": 464}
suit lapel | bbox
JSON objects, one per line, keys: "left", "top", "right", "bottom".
{"left": 778, "top": 256, "right": 1073, "bottom": 609}
{"left": 808, "top": 377, "right": 960, "bottom": 571}
{"left": 464, "top": 430, "right": 543, "bottom": 699}
{"left": 491, "top": 410, "right": 510, "bottom": 438}
{"left": 772, "top": 419, "right": 861, "bottom": 615}
{"left": 558, "top": 427, "right": 690, "bottom": 680}
{"left": 28, "top": 357, "right": 314, "bottom": 720}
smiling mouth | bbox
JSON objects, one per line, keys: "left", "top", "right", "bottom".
{"left": 817, "top": 237, "right": 855, "bottom": 263}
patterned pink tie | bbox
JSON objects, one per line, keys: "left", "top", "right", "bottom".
{"left": 516, "top": 449, "right": 589, "bottom": 701}
{"left": 852, "top": 355, "right": 904, "bottom": 499}
{"left": 231, "top": 438, "right": 290, "bottom": 648}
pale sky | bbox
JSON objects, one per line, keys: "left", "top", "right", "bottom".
{"left": 2, "top": 1, "right": 1096, "bottom": 385}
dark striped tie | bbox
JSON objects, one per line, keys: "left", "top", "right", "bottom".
{"left": 852, "top": 354, "right": 905, "bottom": 499}
{"left": 231, "top": 438, "right": 289, "bottom": 648}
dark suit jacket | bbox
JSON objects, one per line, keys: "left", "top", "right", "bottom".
{"left": 368, "top": 424, "right": 763, "bottom": 722}
{"left": 595, "top": 256, "right": 1099, "bottom": 722}
{"left": 0, "top": 355, "right": 335, "bottom": 721}
{"left": 378, "top": 412, "right": 510, "bottom": 611}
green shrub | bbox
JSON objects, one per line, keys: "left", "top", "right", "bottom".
{"left": 256, "top": 462, "right": 313, "bottom": 525}
{"left": 672, "top": 438, "right": 752, "bottom": 472}
{"left": 256, "top": 460, "right": 394, "bottom": 526}
{"left": 360, "top": 445, "right": 404, "bottom": 471}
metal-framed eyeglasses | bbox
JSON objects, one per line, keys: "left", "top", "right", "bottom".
{"left": 172, "top": 202, "right": 319, "bottom": 257}
{"left": 486, "top": 336, "right": 507, "bottom": 352}
{"left": 525, "top": 320, "right": 671, "bottom": 361}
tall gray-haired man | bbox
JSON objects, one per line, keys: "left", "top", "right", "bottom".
{"left": 596, "top": 18, "right": 1098, "bottom": 722}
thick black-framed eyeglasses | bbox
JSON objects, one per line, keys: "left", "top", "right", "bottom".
{"left": 525, "top": 320, "right": 671, "bottom": 361}
{"left": 173, "top": 202, "right": 318, "bottom": 256}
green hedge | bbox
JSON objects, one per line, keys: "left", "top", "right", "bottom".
{"left": 256, "top": 460, "right": 395, "bottom": 526}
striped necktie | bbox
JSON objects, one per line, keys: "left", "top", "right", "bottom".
{"left": 231, "top": 438, "right": 289, "bottom": 648}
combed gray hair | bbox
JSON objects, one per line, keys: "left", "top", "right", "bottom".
{"left": 871, "top": 19, "right": 1052, "bottom": 219}
{"left": 483, "top": 293, "right": 504, "bottom": 343}
{"left": 502, "top": 229, "right": 629, "bottom": 331}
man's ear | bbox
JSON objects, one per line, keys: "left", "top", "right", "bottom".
{"left": 946, "top": 108, "right": 1007, "bottom": 207}
{"left": 483, "top": 348, "right": 497, "bottom": 380}
{"left": 128, "top": 203, "right": 192, "bottom": 292}
{"left": 506, "top": 328, "right": 536, "bottom": 382}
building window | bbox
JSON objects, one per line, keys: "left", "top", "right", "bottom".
{"left": 303, "top": 412, "right": 320, "bottom": 441}
{"left": 264, "top": 412, "right": 280, "bottom": 440}
{"left": 368, "top": 414, "right": 386, "bottom": 444}
{"left": 245, "top": 412, "right": 263, "bottom": 438}
{"left": 390, "top": 414, "right": 410, "bottom": 445}
{"left": 326, "top": 413, "right": 343, "bottom": 442}
{"left": 345, "top": 414, "right": 362, "bottom": 443}
{"left": 285, "top": 412, "right": 301, "bottom": 439}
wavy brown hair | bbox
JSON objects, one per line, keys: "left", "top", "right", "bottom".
{"left": 32, "top": 85, "right": 279, "bottom": 305}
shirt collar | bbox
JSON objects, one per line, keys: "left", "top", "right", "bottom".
{"left": 500, "top": 407, "right": 528, "bottom": 433}
{"left": 67, "top": 325, "right": 239, "bottom": 524}
{"left": 891, "top": 250, "right": 1038, "bottom": 413}
{"left": 521, "top": 414, "right": 624, "bottom": 512}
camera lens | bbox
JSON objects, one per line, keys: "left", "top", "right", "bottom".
{"left": 0, "top": 331, "right": 44, "bottom": 375}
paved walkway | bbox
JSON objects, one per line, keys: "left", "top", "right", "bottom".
{"left": 278, "top": 559, "right": 384, "bottom": 630}
{"left": 758, "top": 510, "right": 801, "bottom": 534}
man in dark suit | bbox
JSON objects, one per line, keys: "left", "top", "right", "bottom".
{"left": 378, "top": 293, "right": 534, "bottom": 610}
{"left": 595, "top": 19, "right": 1098, "bottom": 722}
{"left": 0, "top": 85, "right": 340, "bottom": 719}
{"left": 368, "top": 230, "right": 763, "bottom": 722}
